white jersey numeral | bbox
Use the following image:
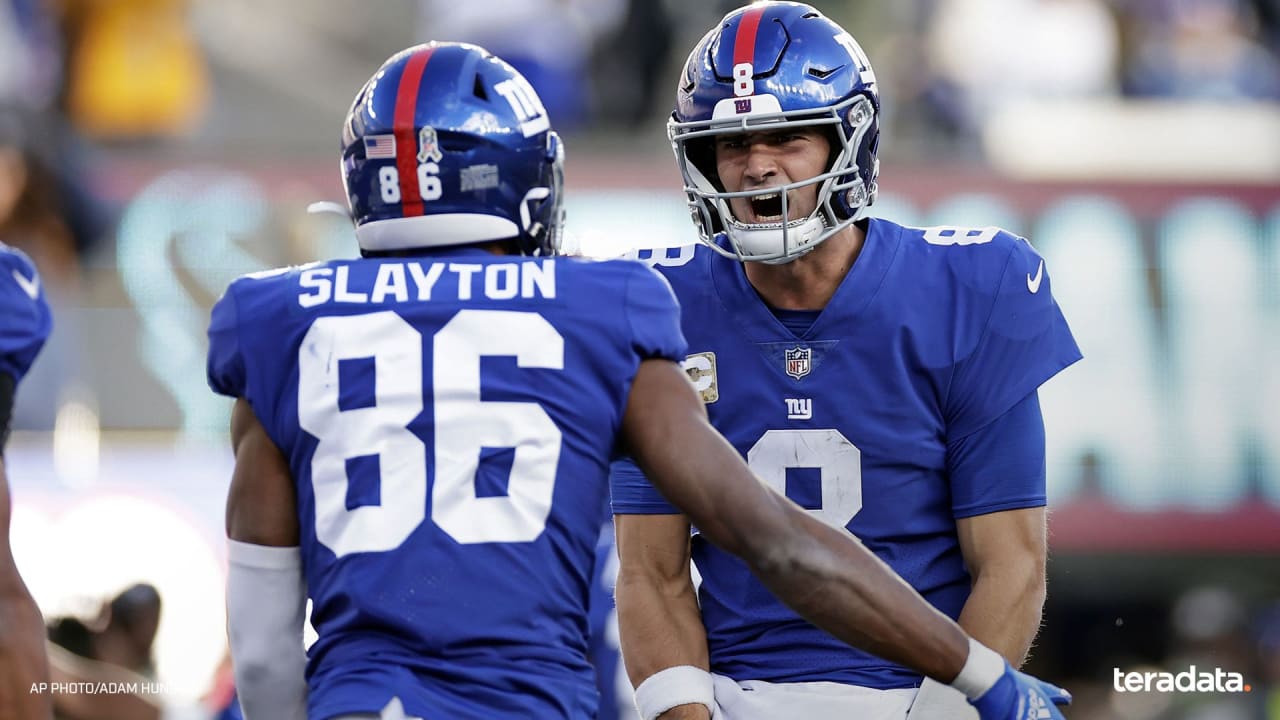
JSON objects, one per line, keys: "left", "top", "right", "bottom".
{"left": 432, "top": 310, "right": 563, "bottom": 543}
{"left": 747, "top": 428, "right": 862, "bottom": 529}
{"left": 921, "top": 226, "right": 1000, "bottom": 246}
{"left": 299, "top": 313, "right": 426, "bottom": 556}
{"left": 628, "top": 245, "right": 696, "bottom": 269}
{"left": 298, "top": 309, "right": 565, "bottom": 557}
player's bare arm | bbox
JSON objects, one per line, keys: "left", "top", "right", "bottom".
{"left": 1, "top": 366, "right": 54, "bottom": 720}
{"left": 907, "top": 507, "right": 1050, "bottom": 718}
{"left": 226, "top": 397, "right": 298, "bottom": 547}
{"left": 955, "top": 506, "right": 1047, "bottom": 667}
{"left": 614, "top": 512, "right": 709, "bottom": 720}
{"left": 620, "top": 358, "right": 970, "bottom": 683}
{"left": 0, "top": 458, "right": 54, "bottom": 720}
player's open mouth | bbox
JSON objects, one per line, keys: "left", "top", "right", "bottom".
{"left": 748, "top": 192, "right": 785, "bottom": 222}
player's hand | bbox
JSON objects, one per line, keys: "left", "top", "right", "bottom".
{"left": 967, "top": 665, "right": 1070, "bottom": 720}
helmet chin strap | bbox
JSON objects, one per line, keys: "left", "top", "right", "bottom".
{"left": 723, "top": 211, "right": 827, "bottom": 265}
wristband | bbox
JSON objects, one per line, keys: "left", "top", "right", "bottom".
{"left": 634, "top": 665, "right": 715, "bottom": 720}
{"left": 950, "top": 638, "right": 1006, "bottom": 700}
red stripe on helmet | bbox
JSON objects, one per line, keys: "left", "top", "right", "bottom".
{"left": 733, "top": 5, "right": 766, "bottom": 69}
{"left": 393, "top": 47, "right": 433, "bottom": 217}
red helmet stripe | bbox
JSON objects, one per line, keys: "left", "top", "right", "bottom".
{"left": 393, "top": 47, "right": 434, "bottom": 218}
{"left": 733, "top": 5, "right": 766, "bottom": 69}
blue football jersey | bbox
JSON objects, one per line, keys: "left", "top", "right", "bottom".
{"left": 207, "top": 247, "right": 686, "bottom": 720}
{"left": 611, "top": 219, "right": 1081, "bottom": 689}
{"left": 0, "top": 244, "right": 52, "bottom": 384}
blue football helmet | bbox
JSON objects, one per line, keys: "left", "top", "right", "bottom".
{"left": 669, "top": 2, "right": 880, "bottom": 263}
{"left": 342, "top": 42, "right": 565, "bottom": 256}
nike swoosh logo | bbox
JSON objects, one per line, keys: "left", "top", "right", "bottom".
{"left": 11, "top": 268, "right": 40, "bottom": 300}
{"left": 1026, "top": 260, "right": 1044, "bottom": 294}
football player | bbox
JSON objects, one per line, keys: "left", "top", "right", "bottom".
{"left": 611, "top": 4, "right": 1082, "bottom": 720}
{"left": 0, "top": 242, "right": 53, "bottom": 719}
{"left": 211, "top": 42, "right": 1072, "bottom": 720}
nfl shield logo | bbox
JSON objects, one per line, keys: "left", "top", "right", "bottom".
{"left": 784, "top": 346, "right": 811, "bottom": 379}
{"left": 734, "top": 98, "right": 752, "bottom": 114}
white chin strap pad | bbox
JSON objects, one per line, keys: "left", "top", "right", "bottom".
{"left": 724, "top": 213, "right": 827, "bottom": 263}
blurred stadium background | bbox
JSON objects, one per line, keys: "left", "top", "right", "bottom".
{"left": 2, "top": 0, "right": 1278, "bottom": 718}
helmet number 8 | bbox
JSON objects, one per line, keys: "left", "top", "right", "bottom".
{"left": 733, "top": 63, "right": 754, "bottom": 97}
{"left": 377, "top": 163, "right": 443, "bottom": 204}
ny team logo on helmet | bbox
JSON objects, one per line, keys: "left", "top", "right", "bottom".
{"left": 669, "top": 2, "right": 881, "bottom": 263}
{"left": 341, "top": 42, "right": 565, "bottom": 256}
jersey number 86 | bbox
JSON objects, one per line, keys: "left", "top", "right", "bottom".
{"left": 298, "top": 309, "right": 561, "bottom": 557}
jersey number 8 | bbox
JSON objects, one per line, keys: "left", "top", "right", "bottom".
{"left": 748, "top": 429, "right": 863, "bottom": 530}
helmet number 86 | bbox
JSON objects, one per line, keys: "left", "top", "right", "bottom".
{"left": 378, "top": 164, "right": 442, "bottom": 204}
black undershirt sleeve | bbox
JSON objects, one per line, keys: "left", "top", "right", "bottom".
{"left": 0, "top": 372, "right": 15, "bottom": 455}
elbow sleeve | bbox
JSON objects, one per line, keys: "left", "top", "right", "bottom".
{"left": 226, "top": 540, "right": 308, "bottom": 720}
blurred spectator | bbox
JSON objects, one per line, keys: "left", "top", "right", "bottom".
{"left": 0, "top": 107, "right": 102, "bottom": 435}
{"left": 0, "top": 0, "right": 117, "bottom": 272}
{"left": 46, "top": 582, "right": 164, "bottom": 720}
{"left": 416, "top": 0, "right": 626, "bottom": 131}
{"left": 1255, "top": 603, "right": 1280, "bottom": 719}
{"left": 0, "top": 0, "right": 64, "bottom": 111}
{"left": 589, "top": 0, "right": 676, "bottom": 130}
{"left": 48, "top": 583, "right": 161, "bottom": 678}
{"left": 59, "top": 0, "right": 210, "bottom": 140}
{"left": 1252, "top": 0, "right": 1280, "bottom": 49}
{"left": 1124, "top": 0, "right": 1280, "bottom": 100}
{"left": 1161, "top": 586, "right": 1256, "bottom": 720}
{"left": 927, "top": 0, "right": 1120, "bottom": 115}
{"left": 0, "top": 108, "right": 77, "bottom": 286}
{"left": 896, "top": 0, "right": 1123, "bottom": 159}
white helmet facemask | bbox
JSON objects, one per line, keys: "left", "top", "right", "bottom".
{"left": 671, "top": 95, "right": 877, "bottom": 264}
